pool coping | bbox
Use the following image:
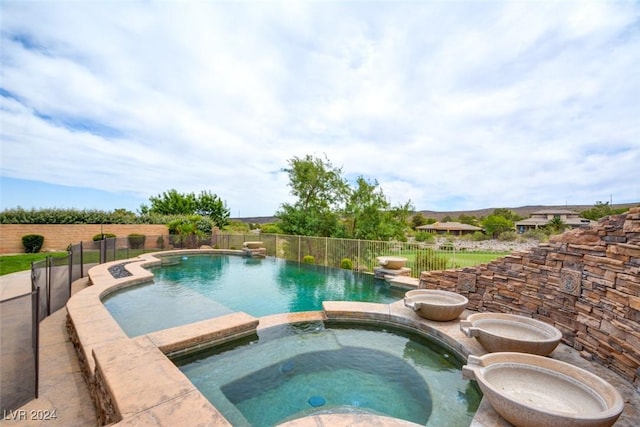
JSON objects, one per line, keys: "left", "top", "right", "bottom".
{"left": 64, "top": 250, "right": 614, "bottom": 426}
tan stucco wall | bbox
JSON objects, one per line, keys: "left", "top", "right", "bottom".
{"left": 0, "top": 224, "right": 168, "bottom": 254}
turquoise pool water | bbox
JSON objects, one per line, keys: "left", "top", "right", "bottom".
{"left": 102, "top": 255, "right": 404, "bottom": 336}
{"left": 175, "top": 322, "right": 481, "bottom": 426}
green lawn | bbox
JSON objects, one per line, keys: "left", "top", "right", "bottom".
{"left": 442, "top": 251, "right": 510, "bottom": 268}
{"left": 0, "top": 252, "right": 68, "bottom": 276}
{"left": 382, "top": 249, "right": 510, "bottom": 274}
{"left": 0, "top": 248, "right": 148, "bottom": 276}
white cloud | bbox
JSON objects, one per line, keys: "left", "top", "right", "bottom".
{"left": 1, "top": 0, "right": 639, "bottom": 216}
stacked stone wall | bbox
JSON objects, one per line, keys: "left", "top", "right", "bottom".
{"left": 0, "top": 224, "right": 168, "bottom": 254}
{"left": 420, "top": 207, "right": 640, "bottom": 389}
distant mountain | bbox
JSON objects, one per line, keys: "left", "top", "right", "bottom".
{"left": 232, "top": 203, "right": 639, "bottom": 224}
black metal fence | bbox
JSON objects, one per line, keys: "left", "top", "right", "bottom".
{"left": 0, "top": 288, "right": 39, "bottom": 413}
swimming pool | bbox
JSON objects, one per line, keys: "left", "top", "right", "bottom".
{"left": 174, "top": 321, "right": 481, "bottom": 426}
{"left": 102, "top": 255, "right": 405, "bottom": 336}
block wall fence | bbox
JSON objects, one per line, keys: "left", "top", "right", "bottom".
{"left": 420, "top": 207, "right": 640, "bottom": 389}
{"left": 0, "top": 224, "right": 168, "bottom": 254}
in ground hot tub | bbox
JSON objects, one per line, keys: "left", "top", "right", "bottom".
{"left": 460, "top": 312, "right": 562, "bottom": 356}
{"left": 174, "top": 322, "right": 481, "bottom": 426}
{"left": 462, "top": 352, "right": 624, "bottom": 427}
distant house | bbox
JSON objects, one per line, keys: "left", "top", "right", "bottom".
{"left": 515, "top": 209, "right": 594, "bottom": 233}
{"left": 416, "top": 221, "right": 483, "bottom": 236}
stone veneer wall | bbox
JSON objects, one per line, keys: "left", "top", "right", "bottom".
{"left": 0, "top": 224, "right": 168, "bottom": 254}
{"left": 419, "top": 207, "right": 640, "bottom": 390}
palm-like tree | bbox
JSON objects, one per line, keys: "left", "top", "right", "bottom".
{"left": 548, "top": 217, "right": 567, "bottom": 233}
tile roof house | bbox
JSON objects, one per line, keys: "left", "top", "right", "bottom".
{"left": 515, "top": 209, "right": 594, "bottom": 233}
{"left": 416, "top": 221, "right": 483, "bottom": 235}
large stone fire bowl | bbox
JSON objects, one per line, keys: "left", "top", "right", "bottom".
{"left": 403, "top": 289, "right": 469, "bottom": 321}
{"left": 376, "top": 256, "right": 407, "bottom": 270}
{"left": 460, "top": 313, "right": 562, "bottom": 356}
{"left": 462, "top": 352, "right": 624, "bottom": 427}
{"left": 243, "top": 241, "right": 264, "bottom": 249}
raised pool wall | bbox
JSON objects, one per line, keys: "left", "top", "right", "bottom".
{"left": 419, "top": 207, "right": 640, "bottom": 390}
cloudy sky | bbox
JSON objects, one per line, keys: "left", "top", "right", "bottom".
{"left": 1, "top": 1, "right": 639, "bottom": 217}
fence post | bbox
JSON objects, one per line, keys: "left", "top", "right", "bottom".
{"left": 100, "top": 239, "right": 106, "bottom": 264}
{"left": 79, "top": 241, "right": 84, "bottom": 277}
{"left": 46, "top": 256, "right": 51, "bottom": 317}
{"left": 33, "top": 287, "right": 40, "bottom": 398}
{"left": 325, "top": 237, "right": 328, "bottom": 267}
{"left": 68, "top": 248, "right": 73, "bottom": 297}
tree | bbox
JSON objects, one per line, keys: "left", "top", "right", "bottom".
{"left": 411, "top": 213, "right": 428, "bottom": 229}
{"left": 457, "top": 214, "right": 479, "bottom": 226}
{"left": 342, "top": 176, "right": 390, "bottom": 240}
{"left": 141, "top": 189, "right": 196, "bottom": 215}
{"left": 492, "top": 208, "right": 523, "bottom": 222}
{"left": 276, "top": 155, "right": 413, "bottom": 240}
{"left": 341, "top": 177, "right": 413, "bottom": 241}
{"left": 276, "top": 155, "right": 349, "bottom": 236}
{"left": 383, "top": 201, "right": 414, "bottom": 241}
{"left": 547, "top": 216, "right": 567, "bottom": 233}
{"left": 140, "top": 189, "right": 230, "bottom": 228}
{"left": 195, "top": 190, "right": 229, "bottom": 228}
{"left": 482, "top": 214, "right": 514, "bottom": 238}
{"left": 580, "top": 201, "right": 629, "bottom": 221}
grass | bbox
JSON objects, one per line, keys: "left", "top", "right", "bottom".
{"left": 386, "top": 249, "right": 509, "bottom": 267}
{"left": 0, "top": 248, "right": 150, "bottom": 276}
{"left": 442, "top": 251, "right": 510, "bottom": 268}
{"left": 0, "top": 252, "right": 68, "bottom": 276}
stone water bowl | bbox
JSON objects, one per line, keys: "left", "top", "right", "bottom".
{"left": 243, "top": 241, "right": 264, "bottom": 249}
{"left": 460, "top": 313, "right": 562, "bottom": 356}
{"left": 376, "top": 256, "right": 407, "bottom": 270}
{"left": 462, "top": 352, "right": 624, "bottom": 427}
{"left": 403, "top": 289, "right": 468, "bottom": 321}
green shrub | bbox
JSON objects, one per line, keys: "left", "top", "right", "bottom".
{"left": 260, "top": 223, "right": 283, "bottom": 234}
{"left": 340, "top": 258, "right": 353, "bottom": 270}
{"left": 92, "top": 233, "right": 116, "bottom": 241}
{"left": 469, "top": 231, "right": 490, "bottom": 241}
{"left": 196, "top": 218, "right": 214, "bottom": 235}
{"left": 22, "top": 234, "right": 44, "bottom": 253}
{"left": 128, "top": 233, "right": 146, "bottom": 249}
{"left": 497, "top": 231, "right": 517, "bottom": 241}
{"left": 156, "top": 236, "right": 165, "bottom": 250}
{"left": 414, "top": 231, "right": 435, "bottom": 243}
{"left": 523, "top": 229, "right": 549, "bottom": 241}
{"left": 302, "top": 255, "right": 315, "bottom": 264}
{"left": 0, "top": 207, "right": 174, "bottom": 225}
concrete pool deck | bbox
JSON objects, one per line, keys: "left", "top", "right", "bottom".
{"left": 2, "top": 253, "right": 639, "bottom": 426}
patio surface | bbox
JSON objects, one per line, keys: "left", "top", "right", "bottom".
{"left": 1, "top": 272, "right": 95, "bottom": 426}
